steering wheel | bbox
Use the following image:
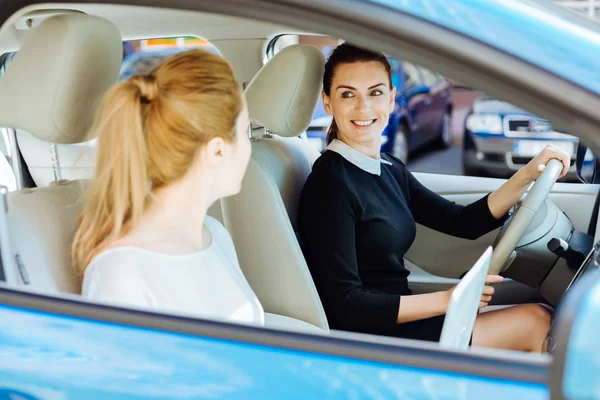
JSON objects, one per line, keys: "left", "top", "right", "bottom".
{"left": 489, "top": 159, "right": 564, "bottom": 274}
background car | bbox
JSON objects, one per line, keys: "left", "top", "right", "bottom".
{"left": 463, "top": 96, "right": 579, "bottom": 180}
{"left": 306, "top": 57, "right": 454, "bottom": 163}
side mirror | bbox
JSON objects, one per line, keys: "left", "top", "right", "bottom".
{"left": 576, "top": 143, "right": 597, "bottom": 184}
{"left": 405, "top": 84, "right": 430, "bottom": 98}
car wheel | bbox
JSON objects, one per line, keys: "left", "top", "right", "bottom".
{"left": 392, "top": 124, "right": 409, "bottom": 164}
{"left": 436, "top": 111, "right": 452, "bottom": 148}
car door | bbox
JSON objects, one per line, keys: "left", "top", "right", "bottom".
{"left": 0, "top": 286, "right": 550, "bottom": 399}
{"left": 419, "top": 67, "right": 451, "bottom": 143}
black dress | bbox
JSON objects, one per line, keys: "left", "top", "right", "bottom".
{"left": 297, "top": 150, "right": 507, "bottom": 342}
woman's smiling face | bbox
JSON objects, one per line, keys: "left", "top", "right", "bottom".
{"left": 323, "top": 61, "right": 395, "bottom": 148}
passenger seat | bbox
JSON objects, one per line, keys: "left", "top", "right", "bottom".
{"left": 0, "top": 14, "right": 122, "bottom": 293}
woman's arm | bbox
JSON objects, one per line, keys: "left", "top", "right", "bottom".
{"left": 404, "top": 146, "right": 571, "bottom": 240}
{"left": 396, "top": 291, "right": 449, "bottom": 323}
{"left": 487, "top": 145, "right": 571, "bottom": 219}
{"left": 397, "top": 274, "right": 503, "bottom": 323}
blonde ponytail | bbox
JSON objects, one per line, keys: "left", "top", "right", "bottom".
{"left": 72, "top": 49, "right": 242, "bottom": 279}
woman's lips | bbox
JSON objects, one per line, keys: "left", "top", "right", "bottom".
{"left": 351, "top": 119, "right": 376, "bottom": 127}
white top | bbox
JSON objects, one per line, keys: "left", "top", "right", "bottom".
{"left": 327, "top": 139, "right": 392, "bottom": 176}
{"left": 82, "top": 216, "right": 265, "bottom": 326}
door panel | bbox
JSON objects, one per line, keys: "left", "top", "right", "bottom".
{"left": 0, "top": 288, "right": 549, "bottom": 400}
{"left": 405, "top": 173, "right": 598, "bottom": 283}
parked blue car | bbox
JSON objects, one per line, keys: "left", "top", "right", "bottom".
{"left": 2, "top": 0, "right": 600, "bottom": 399}
{"left": 307, "top": 58, "right": 453, "bottom": 163}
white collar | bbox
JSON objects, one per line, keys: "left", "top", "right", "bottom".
{"left": 326, "top": 139, "right": 392, "bottom": 176}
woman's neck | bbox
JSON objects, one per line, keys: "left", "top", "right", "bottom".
{"left": 113, "top": 172, "right": 216, "bottom": 255}
{"left": 336, "top": 133, "right": 381, "bottom": 159}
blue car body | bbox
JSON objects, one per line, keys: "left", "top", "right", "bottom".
{"left": 306, "top": 57, "right": 452, "bottom": 158}
{"left": 0, "top": 289, "right": 551, "bottom": 399}
{"left": 2, "top": 0, "right": 600, "bottom": 399}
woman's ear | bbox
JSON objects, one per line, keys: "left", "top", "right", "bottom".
{"left": 322, "top": 91, "right": 333, "bottom": 116}
{"left": 204, "top": 136, "right": 228, "bottom": 167}
{"left": 389, "top": 86, "right": 397, "bottom": 113}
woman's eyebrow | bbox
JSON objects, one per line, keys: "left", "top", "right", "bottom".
{"left": 335, "top": 83, "right": 386, "bottom": 90}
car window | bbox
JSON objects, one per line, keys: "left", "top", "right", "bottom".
{"left": 404, "top": 62, "right": 581, "bottom": 183}
{"left": 120, "top": 37, "right": 218, "bottom": 80}
{"left": 266, "top": 34, "right": 582, "bottom": 181}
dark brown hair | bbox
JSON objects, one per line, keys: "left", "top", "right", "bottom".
{"left": 323, "top": 43, "right": 393, "bottom": 144}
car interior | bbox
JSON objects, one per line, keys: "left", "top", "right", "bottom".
{"left": 0, "top": 3, "right": 598, "bottom": 357}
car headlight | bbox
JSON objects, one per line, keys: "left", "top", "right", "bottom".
{"left": 465, "top": 114, "right": 503, "bottom": 134}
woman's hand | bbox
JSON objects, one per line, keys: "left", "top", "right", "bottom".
{"left": 488, "top": 144, "right": 572, "bottom": 219}
{"left": 445, "top": 274, "right": 504, "bottom": 309}
{"left": 521, "top": 144, "right": 571, "bottom": 182}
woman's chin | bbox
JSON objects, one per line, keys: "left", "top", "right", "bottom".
{"left": 350, "top": 131, "right": 383, "bottom": 146}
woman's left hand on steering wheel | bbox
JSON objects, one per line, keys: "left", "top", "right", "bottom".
{"left": 521, "top": 145, "right": 572, "bottom": 182}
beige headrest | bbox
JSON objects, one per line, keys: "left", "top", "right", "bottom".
{"left": 0, "top": 14, "right": 122, "bottom": 144}
{"left": 245, "top": 45, "right": 325, "bottom": 138}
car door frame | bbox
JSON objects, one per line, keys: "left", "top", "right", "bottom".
{"left": 0, "top": 285, "right": 550, "bottom": 397}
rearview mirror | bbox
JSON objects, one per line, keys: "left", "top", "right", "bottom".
{"left": 576, "top": 143, "right": 597, "bottom": 184}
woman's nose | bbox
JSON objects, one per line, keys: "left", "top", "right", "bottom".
{"left": 356, "top": 95, "right": 372, "bottom": 111}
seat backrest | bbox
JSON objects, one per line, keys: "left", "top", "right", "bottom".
{"left": 0, "top": 14, "right": 122, "bottom": 293}
{"left": 221, "top": 45, "right": 328, "bottom": 330}
{"left": 7, "top": 180, "right": 90, "bottom": 293}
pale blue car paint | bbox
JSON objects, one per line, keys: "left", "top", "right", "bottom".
{"left": 0, "top": 303, "right": 547, "bottom": 399}
{"left": 563, "top": 279, "right": 600, "bottom": 399}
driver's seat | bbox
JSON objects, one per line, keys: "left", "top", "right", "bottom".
{"left": 221, "top": 45, "right": 328, "bottom": 331}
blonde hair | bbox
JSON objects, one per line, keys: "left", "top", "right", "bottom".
{"left": 72, "top": 49, "right": 242, "bottom": 279}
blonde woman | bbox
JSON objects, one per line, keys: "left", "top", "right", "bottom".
{"left": 73, "top": 49, "right": 264, "bottom": 326}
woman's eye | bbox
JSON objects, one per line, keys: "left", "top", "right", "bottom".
{"left": 371, "top": 90, "right": 383, "bottom": 96}
{"left": 341, "top": 91, "right": 354, "bottom": 98}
